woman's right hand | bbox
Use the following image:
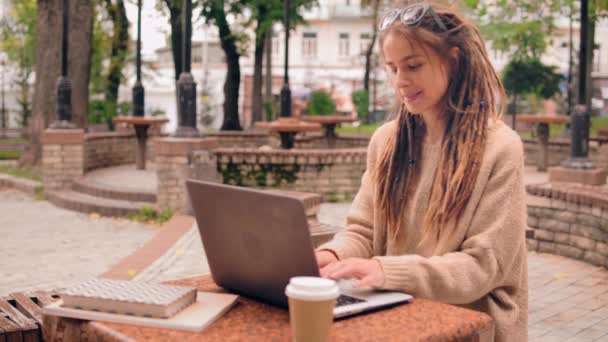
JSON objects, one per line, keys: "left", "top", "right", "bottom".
{"left": 315, "top": 250, "right": 339, "bottom": 269}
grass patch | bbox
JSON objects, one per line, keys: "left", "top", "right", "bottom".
{"left": 128, "top": 207, "right": 174, "bottom": 225}
{"left": 591, "top": 116, "right": 608, "bottom": 136}
{"left": 0, "top": 164, "right": 40, "bottom": 181}
{"left": 0, "top": 150, "right": 21, "bottom": 160}
{"left": 336, "top": 123, "right": 382, "bottom": 136}
{"left": 0, "top": 137, "right": 28, "bottom": 144}
{"left": 34, "top": 186, "right": 46, "bottom": 200}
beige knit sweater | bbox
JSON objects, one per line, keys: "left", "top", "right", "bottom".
{"left": 319, "top": 120, "right": 528, "bottom": 342}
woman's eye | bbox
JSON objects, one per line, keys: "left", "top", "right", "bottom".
{"left": 408, "top": 64, "right": 422, "bottom": 70}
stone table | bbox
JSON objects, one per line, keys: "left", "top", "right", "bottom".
{"left": 300, "top": 115, "right": 358, "bottom": 147}
{"left": 265, "top": 118, "right": 321, "bottom": 149}
{"left": 516, "top": 115, "right": 569, "bottom": 172}
{"left": 112, "top": 117, "right": 169, "bottom": 170}
{"left": 43, "top": 275, "right": 495, "bottom": 341}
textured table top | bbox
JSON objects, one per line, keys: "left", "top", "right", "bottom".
{"left": 74, "top": 275, "right": 494, "bottom": 341}
{"left": 112, "top": 117, "right": 169, "bottom": 126}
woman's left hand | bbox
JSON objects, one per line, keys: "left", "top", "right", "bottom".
{"left": 320, "top": 258, "right": 385, "bottom": 288}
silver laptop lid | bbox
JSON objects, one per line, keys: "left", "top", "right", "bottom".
{"left": 186, "top": 180, "right": 320, "bottom": 307}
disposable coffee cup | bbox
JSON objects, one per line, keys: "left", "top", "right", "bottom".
{"left": 285, "top": 277, "right": 340, "bottom": 342}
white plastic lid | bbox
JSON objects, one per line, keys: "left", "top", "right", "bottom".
{"left": 285, "top": 277, "right": 340, "bottom": 301}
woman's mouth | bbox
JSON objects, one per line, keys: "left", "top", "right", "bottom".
{"left": 403, "top": 91, "right": 422, "bottom": 103}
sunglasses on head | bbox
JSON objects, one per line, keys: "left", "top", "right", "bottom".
{"left": 378, "top": 3, "right": 448, "bottom": 32}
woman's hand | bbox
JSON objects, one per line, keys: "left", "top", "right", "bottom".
{"left": 320, "top": 258, "right": 385, "bottom": 288}
{"left": 315, "top": 250, "right": 339, "bottom": 269}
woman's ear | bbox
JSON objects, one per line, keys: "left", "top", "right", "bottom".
{"left": 448, "top": 47, "right": 460, "bottom": 78}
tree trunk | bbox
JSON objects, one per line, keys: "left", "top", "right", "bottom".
{"left": 363, "top": 0, "right": 380, "bottom": 92}
{"left": 104, "top": 0, "right": 129, "bottom": 107}
{"left": 213, "top": 3, "right": 241, "bottom": 131}
{"left": 264, "top": 29, "right": 272, "bottom": 121}
{"left": 20, "top": 0, "right": 93, "bottom": 168}
{"left": 164, "top": 0, "right": 183, "bottom": 81}
{"left": 250, "top": 6, "right": 268, "bottom": 125}
{"left": 70, "top": 0, "right": 94, "bottom": 130}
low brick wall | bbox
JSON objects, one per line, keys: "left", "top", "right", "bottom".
{"left": 526, "top": 183, "right": 608, "bottom": 268}
{"left": 204, "top": 131, "right": 277, "bottom": 148}
{"left": 523, "top": 138, "right": 602, "bottom": 168}
{"left": 42, "top": 129, "right": 85, "bottom": 190}
{"left": 84, "top": 132, "right": 157, "bottom": 171}
{"left": 210, "top": 148, "right": 367, "bottom": 202}
{"left": 295, "top": 134, "right": 370, "bottom": 149}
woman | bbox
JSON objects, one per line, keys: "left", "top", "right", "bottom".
{"left": 316, "top": 3, "right": 527, "bottom": 341}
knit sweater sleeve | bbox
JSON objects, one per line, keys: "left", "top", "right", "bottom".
{"left": 315, "top": 122, "right": 392, "bottom": 260}
{"left": 374, "top": 133, "right": 527, "bottom": 305}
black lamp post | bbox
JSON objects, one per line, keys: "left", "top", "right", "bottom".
{"left": 562, "top": 0, "right": 593, "bottom": 169}
{"left": 50, "top": 0, "right": 75, "bottom": 129}
{"left": 173, "top": 0, "right": 198, "bottom": 137}
{"left": 132, "top": 0, "right": 144, "bottom": 116}
{"left": 279, "top": 0, "right": 293, "bottom": 148}
{"left": 1, "top": 57, "right": 6, "bottom": 134}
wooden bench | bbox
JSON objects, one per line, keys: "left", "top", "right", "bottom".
{"left": 0, "top": 291, "right": 60, "bottom": 341}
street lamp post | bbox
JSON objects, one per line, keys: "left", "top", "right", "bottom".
{"left": 561, "top": 0, "right": 593, "bottom": 169}
{"left": 279, "top": 0, "right": 293, "bottom": 148}
{"left": 50, "top": 0, "right": 75, "bottom": 129}
{"left": 1, "top": 57, "right": 6, "bottom": 135}
{"left": 173, "top": 0, "right": 198, "bottom": 137}
{"left": 132, "top": 0, "right": 144, "bottom": 116}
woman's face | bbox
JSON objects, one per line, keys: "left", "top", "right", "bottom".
{"left": 382, "top": 30, "right": 450, "bottom": 118}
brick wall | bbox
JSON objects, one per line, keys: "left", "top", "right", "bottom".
{"left": 84, "top": 132, "right": 157, "bottom": 171}
{"left": 204, "top": 131, "right": 278, "bottom": 148}
{"left": 210, "top": 148, "right": 367, "bottom": 202}
{"left": 526, "top": 183, "right": 608, "bottom": 268}
{"left": 42, "top": 130, "right": 85, "bottom": 190}
{"left": 155, "top": 137, "right": 220, "bottom": 213}
{"left": 523, "top": 139, "right": 601, "bottom": 168}
{"left": 295, "top": 134, "right": 370, "bottom": 149}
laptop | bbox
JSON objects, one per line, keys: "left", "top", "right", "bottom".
{"left": 186, "top": 180, "right": 412, "bottom": 318}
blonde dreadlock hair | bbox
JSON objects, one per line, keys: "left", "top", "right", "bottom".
{"left": 374, "top": 3, "right": 506, "bottom": 241}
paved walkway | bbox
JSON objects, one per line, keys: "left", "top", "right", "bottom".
{"left": 0, "top": 189, "right": 158, "bottom": 296}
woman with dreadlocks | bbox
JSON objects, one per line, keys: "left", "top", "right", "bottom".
{"left": 316, "top": 3, "right": 527, "bottom": 341}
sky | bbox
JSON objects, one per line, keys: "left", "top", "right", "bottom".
{"left": 124, "top": 1, "right": 213, "bottom": 59}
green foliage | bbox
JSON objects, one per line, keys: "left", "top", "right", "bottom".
{"left": 0, "top": 150, "right": 21, "bottom": 160}
{"left": 502, "top": 59, "right": 563, "bottom": 100}
{"left": 128, "top": 207, "right": 174, "bottom": 225}
{"left": 0, "top": 164, "right": 40, "bottom": 181}
{"left": 0, "top": 0, "right": 36, "bottom": 128}
{"left": 351, "top": 90, "right": 369, "bottom": 123}
{"left": 90, "top": 10, "right": 113, "bottom": 95}
{"left": 336, "top": 123, "right": 381, "bottom": 136}
{"left": 88, "top": 100, "right": 132, "bottom": 130}
{"left": 217, "top": 162, "right": 301, "bottom": 187}
{"left": 307, "top": 91, "right": 336, "bottom": 116}
{"left": 34, "top": 186, "right": 45, "bottom": 201}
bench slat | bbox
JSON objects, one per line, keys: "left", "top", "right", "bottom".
{"left": 0, "top": 300, "right": 37, "bottom": 330}
{"left": 9, "top": 293, "right": 43, "bottom": 326}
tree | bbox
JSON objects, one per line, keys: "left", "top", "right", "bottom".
{"left": 0, "top": 0, "right": 37, "bottom": 129}
{"left": 361, "top": 0, "right": 383, "bottom": 93}
{"left": 21, "top": 0, "right": 94, "bottom": 168}
{"left": 502, "top": 58, "right": 563, "bottom": 127}
{"left": 467, "top": 0, "right": 608, "bottom": 109}
{"left": 201, "top": 0, "right": 247, "bottom": 130}
{"left": 103, "top": 0, "right": 130, "bottom": 107}
{"left": 158, "top": 0, "right": 185, "bottom": 82}
{"left": 247, "top": 0, "right": 315, "bottom": 124}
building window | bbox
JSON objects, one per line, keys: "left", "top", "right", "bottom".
{"left": 302, "top": 32, "right": 317, "bottom": 59}
{"left": 272, "top": 32, "right": 280, "bottom": 57}
{"left": 360, "top": 33, "right": 371, "bottom": 54}
{"left": 339, "top": 33, "right": 349, "bottom": 57}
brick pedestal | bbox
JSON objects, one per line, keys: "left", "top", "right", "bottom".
{"left": 548, "top": 166, "right": 607, "bottom": 185}
{"left": 41, "top": 129, "right": 85, "bottom": 190}
{"left": 155, "top": 137, "right": 220, "bottom": 214}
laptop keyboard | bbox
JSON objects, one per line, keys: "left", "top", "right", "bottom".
{"left": 335, "top": 294, "right": 366, "bottom": 307}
